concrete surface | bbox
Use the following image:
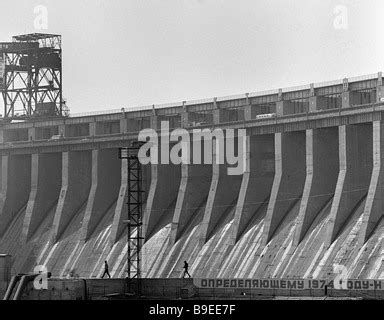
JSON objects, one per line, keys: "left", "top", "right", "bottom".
{"left": 1, "top": 76, "right": 384, "bottom": 282}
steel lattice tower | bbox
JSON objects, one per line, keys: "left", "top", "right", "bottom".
{"left": 119, "top": 142, "right": 145, "bottom": 295}
{"left": 0, "top": 33, "right": 66, "bottom": 120}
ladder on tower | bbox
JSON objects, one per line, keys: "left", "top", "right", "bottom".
{"left": 119, "top": 142, "right": 145, "bottom": 296}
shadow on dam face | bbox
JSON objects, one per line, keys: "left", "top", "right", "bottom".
{"left": 81, "top": 148, "right": 121, "bottom": 242}
{"left": 23, "top": 152, "right": 63, "bottom": 243}
{"left": 52, "top": 150, "right": 92, "bottom": 242}
{"left": 0, "top": 154, "right": 32, "bottom": 238}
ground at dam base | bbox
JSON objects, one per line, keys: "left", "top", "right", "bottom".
{"left": 1, "top": 278, "right": 383, "bottom": 300}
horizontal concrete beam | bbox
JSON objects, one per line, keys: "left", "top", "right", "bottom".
{"left": 2, "top": 104, "right": 384, "bottom": 157}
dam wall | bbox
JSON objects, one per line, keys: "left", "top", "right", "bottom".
{"left": 0, "top": 73, "right": 384, "bottom": 282}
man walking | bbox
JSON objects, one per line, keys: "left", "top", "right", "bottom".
{"left": 183, "top": 260, "right": 191, "bottom": 278}
{"left": 101, "top": 261, "right": 111, "bottom": 279}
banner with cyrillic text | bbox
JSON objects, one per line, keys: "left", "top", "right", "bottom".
{"left": 193, "top": 279, "right": 384, "bottom": 290}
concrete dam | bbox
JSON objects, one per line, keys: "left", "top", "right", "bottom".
{"left": 1, "top": 72, "right": 384, "bottom": 284}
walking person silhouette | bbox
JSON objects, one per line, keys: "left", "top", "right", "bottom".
{"left": 101, "top": 261, "right": 111, "bottom": 279}
{"left": 183, "top": 261, "right": 191, "bottom": 278}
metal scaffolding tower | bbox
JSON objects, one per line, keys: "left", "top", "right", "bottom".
{"left": 0, "top": 33, "right": 67, "bottom": 120}
{"left": 119, "top": 142, "right": 145, "bottom": 295}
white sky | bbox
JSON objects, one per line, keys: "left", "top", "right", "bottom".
{"left": 0, "top": 0, "right": 383, "bottom": 113}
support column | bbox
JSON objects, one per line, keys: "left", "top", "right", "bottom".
{"left": 58, "top": 124, "right": 66, "bottom": 137}
{"left": 120, "top": 118, "right": 128, "bottom": 133}
{"left": 89, "top": 122, "right": 96, "bottom": 136}
{"left": 325, "top": 124, "right": 373, "bottom": 247}
{"left": 244, "top": 105, "right": 258, "bottom": 120}
{"left": 276, "top": 101, "right": 295, "bottom": 116}
{"left": 80, "top": 149, "right": 121, "bottom": 242}
{"left": 169, "top": 141, "right": 212, "bottom": 245}
{"left": 181, "top": 102, "right": 190, "bottom": 128}
{"left": 213, "top": 109, "right": 228, "bottom": 124}
{"left": 51, "top": 151, "right": 92, "bottom": 242}
{"left": 181, "top": 111, "right": 204, "bottom": 128}
{"left": 212, "top": 98, "right": 231, "bottom": 124}
{"left": 199, "top": 138, "right": 243, "bottom": 245}
{"left": 109, "top": 157, "right": 129, "bottom": 246}
{"left": 293, "top": 128, "right": 339, "bottom": 246}
{"left": 150, "top": 113, "right": 165, "bottom": 130}
{"left": 262, "top": 131, "right": 306, "bottom": 245}
{"left": 0, "top": 155, "right": 31, "bottom": 237}
{"left": 341, "top": 91, "right": 364, "bottom": 108}
{"left": 309, "top": 96, "right": 330, "bottom": 112}
{"left": 150, "top": 116, "right": 158, "bottom": 130}
{"left": 21, "top": 153, "right": 62, "bottom": 244}
{"left": 28, "top": 127, "right": 36, "bottom": 141}
{"left": 142, "top": 114, "right": 182, "bottom": 240}
{"left": 376, "top": 85, "right": 384, "bottom": 102}
{"left": 358, "top": 121, "right": 384, "bottom": 245}
{"left": 181, "top": 112, "right": 190, "bottom": 128}
{"left": 142, "top": 147, "right": 181, "bottom": 241}
{"left": 231, "top": 134, "right": 275, "bottom": 244}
